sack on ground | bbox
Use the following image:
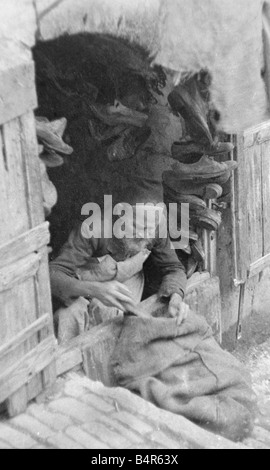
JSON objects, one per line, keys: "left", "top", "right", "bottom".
{"left": 111, "top": 311, "right": 256, "bottom": 441}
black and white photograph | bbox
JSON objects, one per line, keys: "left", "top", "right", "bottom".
{"left": 0, "top": 0, "right": 270, "bottom": 452}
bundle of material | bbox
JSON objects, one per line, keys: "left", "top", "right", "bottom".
{"left": 168, "top": 76, "right": 235, "bottom": 158}
{"left": 162, "top": 155, "right": 237, "bottom": 278}
{"left": 36, "top": 117, "right": 73, "bottom": 167}
{"left": 36, "top": 117, "right": 74, "bottom": 217}
{"left": 33, "top": 34, "right": 166, "bottom": 115}
{"left": 88, "top": 100, "right": 151, "bottom": 162}
{"left": 111, "top": 306, "right": 256, "bottom": 442}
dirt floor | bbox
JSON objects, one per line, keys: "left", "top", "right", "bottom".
{"left": 234, "top": 269, "right": 270, "bottom": 356}
{"left": 231, "top": 271, "right": 270, "bottom": 448}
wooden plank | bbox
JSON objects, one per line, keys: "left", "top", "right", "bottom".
{"left": 236, "top": 283, "right": 246, "bottom": 340}
{"left": 261, "top": 138, "right": 270, "bottom": 255}
{"left": 0, "top": 0, "right": 37, "bottom": 48}
{"left": 35, "top": 249, "right": 56, "bottom": 389}
{"left": 234, "top": 135, "right": 263, "bottom": 280}
{"left": 243, "top": 120, "right": 270, "bottom": 148}
{"left": 0, "top": 253, "right": 41, "bottom": 293}
{"left": 0, "top": 118, "right": 33, "bottom": 241}
{"left": 234, "top": 134, "right": 248, "bottom": 282}
{"left": 0, "top": 123, "right": 28, "bottom": 244}
{"left": 56, "top": 346, "right": 83, "bottom": 377}
{"left": 0, "top": 118, "right": 36, "bottom": 410}
{"left": 0, "top": 314, "right": 51, "bottom": 360}
{"left": 20, "top": 113, "right": 56, "bottom": 403}
{"left": 0, "top": 336, "right": 57, "bottom": 404}
{"left": 6, "top": 387, "right": 28, "bottom": 418}
{"left": 81, "top": 321, "right": 121, "bottom": 387}
{"left": 246, "top": 144, "right": 263, "bottom": 264}
{"left": 0, "top": 222, "right": 50, "bottom": 269}
{"left": 10, "top": 278, "right": 41, "bottom": 409}
{"left": 20, "top": 112, "right": 45, "bottom": 226}
{"left": 0, "top": 110, "right": 55, "bottom": 411}
{"left": 0, "top": 114, "right": 48, "bottom": 412}
{"left": 248, "top": 253, "right": 270, "bottom": 278}
{"left": 202, "top": 229, "right": 209, "bottom": 272}
{"left": 186, "top": 272, "right": 210, "bottom": 291}
{"left": 0, "top": 56, "right": 37, "bottom": 126}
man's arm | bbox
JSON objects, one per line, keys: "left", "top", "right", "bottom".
{"left": 151, "top": 235, "right": 188, "bottom": 325}
{"left": 50, "top": 224, "right": 137, "bottom": 311}
{"left": 49, "top": 224, "right": 98, "bottom": 305}
{"left": 151, "top": 235, "right": 187, "bottom": 299}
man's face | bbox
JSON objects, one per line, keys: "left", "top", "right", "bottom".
{"left": 110, "top": 237, "right": 152, "bottom": 262}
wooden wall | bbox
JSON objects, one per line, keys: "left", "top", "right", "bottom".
{"left": 0, "top": 40, "right": 56, "bottom": 417}
{"left": 218, "top": 122, "right": 270, "bottom": 346}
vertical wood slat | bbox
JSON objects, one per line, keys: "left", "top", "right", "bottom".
{"left": 234, "top": 123, "right": 270, "bottom": 281}
{"left": 232, "top": 136, "right": 249, "bottom": 282}
{"left": 0, "top": 121, "right": 29, "bottom": 414}
{"left": 20, "top": 113, "right": 57, "bottom": 396}
{"left": 0, "top": 45, "right": 56, "bottom": 415}
{"left": 0, "top": 112, "right": 55, "bottom": 416}
{"left": 16, "top": 114, "right": 43, "bottom": 406}
{"left": 234, "top": 133, "right": 263, "bottom": 282}
{"left": 261, "top": 138, "right": 270, "bottom": 255}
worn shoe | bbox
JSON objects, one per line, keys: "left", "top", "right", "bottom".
{"left": 107, "top": 126, "right": 151, "bottom": 162}
{"left": 171, "top": 156, "right": 238, "bottom": 181}
{"left": 40, "top": 151, "right": 64, "bottom": 168}
{"left": 164, "top": 191, "right": 207, "bottom": 211}
{"left": 204, "top": 183, "right": 223, "bottom": 199}
{"left": 36, "top": 117, "right": 68, "bottom": 138}
{"left": 89, "top": 101, "right": 148, "bottom": 128}
{"left": 47, "top": 117, "right": 68, "bottom": 138}
{"left": 171, "top": 141, "right": 234, "bottom": 162}
{"left": 168, "top": 85, "right": 213, "bottom": 146}
{"left": 163, "top": 172, "right": 223, "bottom": 199}
{"left": 207, "top": 141, "right": 234, "bottom": 156}
{"left": 36, "top": 118, "right": 73, "bottom": 155}
{"left": 189, "top": 207, "right": 222, "bottom": 231}
{"left": 88, "top": 119, "right": 127, "bottom": 142}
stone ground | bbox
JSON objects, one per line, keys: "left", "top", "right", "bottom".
{"left": 0, "top": 372, "right": 248, "bottom": 450}
{"left": 232, "top": 274, "right": 270, "bottom": 449}
{"left": 234, "top": 338, "right": 270, "bottom": 449}
{"left": 1, "top": 339, "right": 270, "bottom": 449}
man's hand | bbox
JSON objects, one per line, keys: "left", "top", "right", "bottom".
{"left": 81, "top": 280, "right": 136, "bottom": 312}
{"left": 168, "top": 293, "right": 189, "bottom": 326}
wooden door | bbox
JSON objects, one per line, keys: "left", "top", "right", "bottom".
{"left": 233, "top": 120, "right": 270, "bottom": 337}
{"left": 0, "top": 41, "right": 56, "bottom": 416}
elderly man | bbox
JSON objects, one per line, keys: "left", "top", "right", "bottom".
{"left": 50, "top": 189, "right": 188, "bottom": 344}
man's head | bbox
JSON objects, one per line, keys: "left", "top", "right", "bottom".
{"left": 81, "top": 187, "right": 168, "bottom": 260}
{"left": 110, "top": 199, "right": 167, "bottom": 260}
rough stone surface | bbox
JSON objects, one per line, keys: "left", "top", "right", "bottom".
{"left": 0, "top": 373, "right": 248, "bottom": 449}
{"left": 234, "top": 337, "right": 270, "bottom": 449}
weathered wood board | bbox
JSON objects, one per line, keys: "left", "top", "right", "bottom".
{"left": 218, "top": 121, "right": 270, "bottom": 342}
{"left": 0, "top": 49, "right": 56, "bottom": 416}
{"left": 0, "top": 0, "right": 37, "bottom": 48}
